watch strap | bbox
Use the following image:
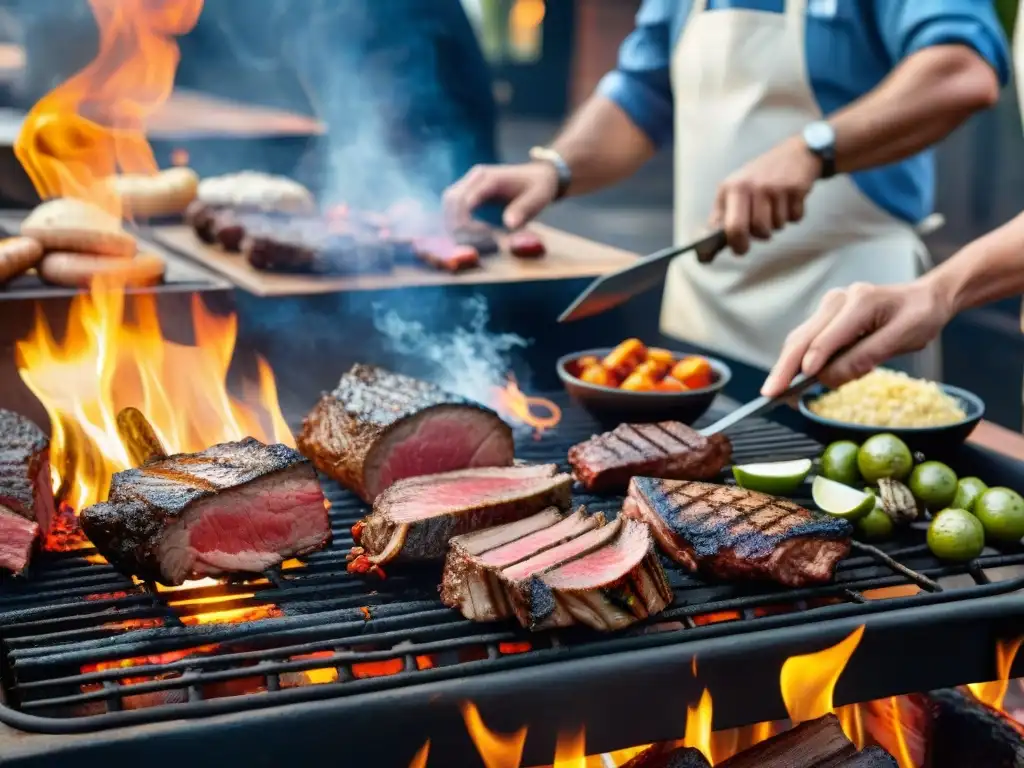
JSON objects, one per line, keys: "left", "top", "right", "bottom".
{"left": 529, "top": 146, "right": 571, "bottom": 200}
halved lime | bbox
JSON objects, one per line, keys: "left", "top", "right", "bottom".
{"left": 732, "top": 458, "right": 813, "bottom": 495}
{"left": 812, "top": 476, "right": 876, "bottom": 521}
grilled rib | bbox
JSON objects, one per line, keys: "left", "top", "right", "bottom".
{"left": 623, "top": 478, "right": 852, "bottom": 587}
{"left": 567, "top": 422, "right": 732, "bottom": 494}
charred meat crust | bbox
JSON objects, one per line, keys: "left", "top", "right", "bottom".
{"left": 567, "top": 422, "right": 733, "bottom": 494}
{"left": 0, "top": 409, "right": 54, "bottom": 533}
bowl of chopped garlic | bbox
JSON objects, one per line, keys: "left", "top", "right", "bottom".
{"left": 798, "top": 369, "right": 984, "bottom": 454}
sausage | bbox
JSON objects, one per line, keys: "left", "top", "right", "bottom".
{"left": 39, "top": 252, "right": 166, "bottom": 288}
{"left": 212, "top": 210, "right": 247, "bottom": 252}
{"left": 508, "top": 230, "right": 546, "bottom": 258}
{"left": 111, "top": 167, "right": 200, "bottom": 218}
{"left": 412, "top": 237, "right": 480, "bottom": 272}
{"left": 0, "top": 237, "right": 44, "bottom": 284}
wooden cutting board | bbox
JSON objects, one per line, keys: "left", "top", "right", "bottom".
{"left": 146, "top": 223, "right": 639, "bottom": 297}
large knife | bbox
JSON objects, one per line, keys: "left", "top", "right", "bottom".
{"left": 558, "top": 230, "right": 728, "bottom": 323}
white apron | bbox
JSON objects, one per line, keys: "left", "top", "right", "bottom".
{"left": 662, "top": 0, "right": 939, "bottom": 376}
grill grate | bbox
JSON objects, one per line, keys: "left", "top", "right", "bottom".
{"left": 2, "top": 395, "right": 1024, "bottom": 734}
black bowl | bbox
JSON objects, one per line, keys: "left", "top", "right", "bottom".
{"left": 798, "top": 383, "right": 985, "bottom": 455}
{"left": 556, "top": 347, "right": 731, "bottom": 427}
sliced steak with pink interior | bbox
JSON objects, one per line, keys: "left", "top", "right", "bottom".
{"left": 348, "top": 464, "right": 572, "bottom": 575}
{"left": 506, "top": 518, "right": 673, "bottom": 632}
{"left": 81, "top": 438, "right": 331, "bottom": 586}
{"left": 441, "top": 507, "right": 605, "bottom": 622}
{"left": 298, "top": 364, "right": 514, "bottom": 503}
{"left": 0, "top": 506, "right": 38, "bottom": 574}
{"left": 0, "top": 409, "right": 56, "bottom": 537}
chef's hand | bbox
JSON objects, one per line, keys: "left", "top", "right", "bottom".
{"left": 761, "top": 280, "right": 953, "bottom": 397}
{"left": 711, "top": 136, "right": 822, "bottom": 255}
{"left": 443, "top": 162, "right": 559, "bottom": 230}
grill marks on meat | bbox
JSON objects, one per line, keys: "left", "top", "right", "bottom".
{"left": 349, "top": 464, "right": 572, "bottom": 574}
{"left": 623, "top": 478, "right": 852, "bottom": 587}
{"left": 0, "top": 409, "right": 55, "bottom": 542}
{"left": 298, "top": 364, "right": 514, "bottom": 503}
{"left": 568, "top": 422, "right": 732, "bottom": 494}
{"left": 441, "top": 507, "right": 605, "bottom": 621}
{"left": 81, "top": 438, "right": 330, "bottom": 586}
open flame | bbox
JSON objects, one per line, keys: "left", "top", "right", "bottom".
{"left": 492, "top": 376, "right": 562, "bottom": 437}
{"left": 967, "top": 636, "right": 1023, "bottom": 711}
{"left": 780, "top": 625, "right": 865, "bottom": 725}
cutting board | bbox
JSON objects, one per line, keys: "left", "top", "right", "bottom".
{"left": 146, "top": 223, "right": 639, "bottom": 297}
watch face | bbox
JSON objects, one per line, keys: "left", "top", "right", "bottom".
{"left": 804, "top": 122, "right": 835, "bottom": 152}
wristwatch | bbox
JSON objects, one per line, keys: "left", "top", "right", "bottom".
{"left": 802, "top": 121, "right": 837, "bottom": 179}
{"left": 528, "top": 146, "right": 572, "bottom": 200}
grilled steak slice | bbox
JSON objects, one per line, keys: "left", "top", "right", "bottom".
{"left": 505, "top": 518, "right": 673, "bottom": 632}
{"left": 81, "top": 438, "right": 330, "bottom": 586}
{"left": 298, "top": 364, "right": 514, "bottom": 503}
{"left": 623, "top": 478, "right": 852, "bottom": 587}
{"left": 348, "top": 464, "right": 572, "bottom": 574}
{"left": 441, "top": 507, "right": 605, "bottom": 622}
{"left": 0, "top": 409, "right": 56, "bottom": 535}
{"left": 0, "top": 506, "right": 38, "bottom": 574}
{"left": 568, "top": 422, "right": 732, "bottom": 494}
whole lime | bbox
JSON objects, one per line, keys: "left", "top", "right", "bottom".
{"left": 927, "top": 508, "right": 985, "bottom": 561}
{"left": 857, "top": 434, "right": 913, "bottom": 484}
{"left": 974, "top": 487, "right": 1024, "bottom": 544}
{"left": 951, "top": 477, "right": 988, "bottom": 513}
{"left": 821, "top": 441, "right": 862, "bottom": 487}
{"left": 856, "top": 505, "right": 895, "bottom": 541}
{"left": 908, "top": 461, "right": 958, "bottom": 511}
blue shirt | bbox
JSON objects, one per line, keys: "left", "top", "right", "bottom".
{"left": 597, "top": 0, "right": 1010, "bottom": 224}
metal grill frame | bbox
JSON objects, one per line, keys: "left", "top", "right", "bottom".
{"left": 2, "top": 398, "right": 1024, "bottom": 766}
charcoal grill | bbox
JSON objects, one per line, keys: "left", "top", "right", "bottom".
{"left": 2, "top": 396, "right": 1024, "bottom": 766}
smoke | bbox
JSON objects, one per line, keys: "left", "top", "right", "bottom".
{"left": 372, "top": 294, "right": 529, "bottom": 405}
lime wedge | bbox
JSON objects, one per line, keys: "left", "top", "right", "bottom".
{"left": 812, "top": 476, "right": 875, "bottom": 521}
{"left": 732, "top": 458, "right": 812, "bottom": 495}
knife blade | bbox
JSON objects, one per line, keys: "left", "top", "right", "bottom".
{"left": 557, "top": 230, "right": 728, "bottom": 323}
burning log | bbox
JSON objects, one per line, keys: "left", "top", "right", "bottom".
{"left": 619, "top": 743, "right": 713, "bottom": 768}
{"left": 928, "top": 688, "right": 1024, "bottom": 768}
{"left": 716, "top": 715, "right": 895, "bottom": 767}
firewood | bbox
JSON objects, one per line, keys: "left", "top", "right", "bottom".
{"left": 928, "top": 688, "right": 1024, "bottom": 768}
{"left": 717, "top": 714, "right": 856, "bottom": 768}
{"left": 834, "top": 746, "right": 899, "bottom": 767}
{"left": 619, "top": 744, "right": 711, "bottom": 768}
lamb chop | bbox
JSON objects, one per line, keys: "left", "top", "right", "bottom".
{"left": 567, "top": 422, "right": 732, "bottom": 494}
{"left": 298, "top": 364, "right": 514, "bottom": 503}
{"left": 623, "top": 478, "right": 852, "bottom": 587}
{"left": 441, "top": 507, "right": 605, "bottom": 621}
{"left": 81, "top": 438, "right": 331, "bottom": 586}
{"left": 348, "top": 464, "right": 572, "bottom": 576}
{"left": 0, "top": 410, "right": 56, "bottom": 572}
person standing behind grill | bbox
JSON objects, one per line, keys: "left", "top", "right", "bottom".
{"left": 443, "top": 1, "right": 1008, "bottom": 376}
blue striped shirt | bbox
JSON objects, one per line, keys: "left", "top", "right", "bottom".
{"left": 597, "top": 0, "right": 1010, "bottom": 225}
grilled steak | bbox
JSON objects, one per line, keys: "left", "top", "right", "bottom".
{"left": 568, "top": 422, "right": 733, "bottom": 493}
{"left": 0, "top": 409, "right": 56, "bottom": 536}
{"left": 0, "top": 506, "right": 38, "bottom": 574}
{"left": 348, "top": 464, "right": 572, "bottom": 575}
{"left": 504, "top": 517, "right": 673, "bottom": 632}
{"left": 441, "top": 507, "right": 605, "bottom": 621}
{"left": 298, "top": 364, "right": 514, "bottom": 503}
{"left": 81, "top": 438, "right": 330, "bottom": 586}
{"left": 623, "top": 478, "right": 852, "bottom": 587}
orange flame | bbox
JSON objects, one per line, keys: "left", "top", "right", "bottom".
{"left": 967, "top": 636, "right": 1023, "bottom": 711}
{"left": 492, "top": 376, "right": 561, "bottom": 437}
{"left": 461, "top": 701, "right": 528, "bottom": 768}
{"left": 408, "top": 740, "right": 431, "bottom": 768}
{"left": 553, "top": 725, "right": 587, "bottom": 768}
{"left": 683, "top": 688, "right": 714, "bottom": 761}
{"left": 14, "top": 0, "right": 204, "bottom": 215}
{"left": 780, "top": 625, "right": 865, "bottom": 725}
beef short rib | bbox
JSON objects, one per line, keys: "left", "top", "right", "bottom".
{"left": 504, "top": 517, "right": 673, "bottom": 632}
{"left": 0, "top": 506, "right": 38, "bottom": 574}
{"left": 623, "top": 478, "right": 852, "bottom": 587}
{"left": 348, "top": 464, "right": 572, "bottom": 575}
{"left": 298, "top": 364, "right": 514, "bottom": 503}
{"left": 568, "top": 422, "right": 733, "bottom": 493}
{"left": 81, "top": 438, "right": 331, "bottom": 586}
{"left": 0, "top": 409, "right": 56, "bottom": 539}
{"left": 441, "top": 507, "right": 605, "bottom": 622}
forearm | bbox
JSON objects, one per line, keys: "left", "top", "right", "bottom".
{"left": 829, "top": 45, "right": 999, "bottom": 174}
{"left": 550, "top": 95, "right": 657, "bottom": 197}
{"left": 925, "top": 211, "right": 1024, "bottom": 314}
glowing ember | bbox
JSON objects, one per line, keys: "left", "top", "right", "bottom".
{"left": 180, "top": 605, "right": 281, "bottom": 626}
{"left": 498, "top": 642, "right": 532, "bottom": 655}
{"left": 461, "top": 701, "right": 528, "bottom": 768}
{"left": 352, "top": 659, "right": 404, "bottom": 679}
{"left": 492, "top": 376, "right": 561, "bottom": 437}
{"left": 780, "top": 625, "right": 865, "bottom": 725}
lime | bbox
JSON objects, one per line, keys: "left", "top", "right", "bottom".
{"left": 811, "top": 476, "right": 876, "bottom": 521}
{"left": 732, "top": 458, "right": 812, "bottom": 495}
{"left": 927, "top": 508, "right": 985, "bottom": 561}
{"left": 908, "top": 461, "right": 958, "bottom": 511}
{"left": 952, "top": 477, "right": 988, "bottom": 513}
{"left": 857, "top": 434, "right": 913, "bottom": 483}
{"left": 821, "top": 441, "right": 862, "bottom": 487}
{"left": 974, "top": 487, "right": 1024, "bottom": 544}
{"left": 857, "top": 505, "right": 894, "bottom": 540}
